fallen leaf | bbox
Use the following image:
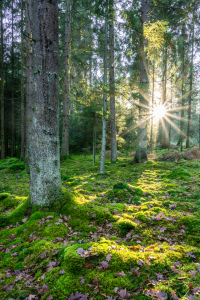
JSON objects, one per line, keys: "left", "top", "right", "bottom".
{"left": 118, "top": 288, "right": 127, "bottom": 299}
{"left": 171, "top": 290, "right": 179, "bottom": 300}
{"left": 106, "top": 254, "right": 112, "bottom": 262}
{"left": 189, "top": 270, "right": 196, "bottom": 277}
{"left": 114, "top": 271, "right": 126, "bottom": 277}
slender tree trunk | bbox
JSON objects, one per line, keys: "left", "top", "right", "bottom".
{"left": 93, "top": 114, "right": 96, "bottom": 167}
{"left": 25, "top": 0, "right": 32, "bottom": 168}
{"left": 109, "top": 0, "right": 117, "bottom": 163}
{"left": 134, "top": 0, "right": 149, "bottom": 163}
{"left": 61, "top": 0, "right": 71, "bottom": 158}
{"left": 186, "top": 13, "right": 194, "bottom": 148}
{"left": 28, "top": 0, "right": 61, "bottom": 206}
{"left": 168, "top": 76, "right": 173, "bottom": 148}
{"left": 21, "top": 3, "right": 25, "bottom": 160}
{"left": 180, "top": 25, "right": 185, "bottom": 152}
{"left": 100, "top": 14, "right": 108, "bottom": 174}
{"left": 11, "top": 0, "right": 15, "bottom": 157}
{"left": 150, "top": 63, "right": 154, "bottom": 154}
{"left": 199, "top": 109, "right": 200, "bottom": 150}
{"left": 1, "top": 4, "right": 5, "bottom": 159}
{"left": 162, "top": 47, "right": 168, "bottom": 148}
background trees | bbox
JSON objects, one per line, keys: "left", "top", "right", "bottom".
{"left": 0, "top": 0, "right": 200, "bottom": 165}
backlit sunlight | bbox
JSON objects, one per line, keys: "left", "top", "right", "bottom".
{"left": 153, "top": 104, "right": 166, "bottom": 120}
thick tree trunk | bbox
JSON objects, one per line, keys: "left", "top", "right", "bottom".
{"left": 11, "top": 0, "right": 15, "bottom": 157}
{"left": 21, "top": 3, "right": 25, "bottom": 160}
{"left": 134, "top": 0, "right": 149, "bottom": 163}
{"left": 109, "top": 0, "right": 117, "bottom": 163}
{"left": 61, "top": 0, "right": 71, "bottom": 158}
{"left": 100, "top": 15, "right": 108, "bottom": 174}
{"left": 28, "top": 0, "right": 61, "bottom": 206}
{"left": 186, "top": 14, "right": 194, "bottom": 148}
{"left": 1, "top": 5, "right": 5, "bottom": 159}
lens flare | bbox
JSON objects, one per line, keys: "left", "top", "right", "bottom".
{"left": 153, "top": 104, "right": 166, "bottom": 120}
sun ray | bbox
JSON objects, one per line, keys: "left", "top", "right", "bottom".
{"left": 168, "top": 105, "right": 189, "bottom": 113}
{"left": 173, "top": 90, "right": 193, "bottom": 104}
{"left": 121, "top": 115, "right": 152, "bottom": 136}
{"left": 160, "top": 117, "right": 169, "bottom": 143}
{"left": 139, "top": 90, "right": 151, "bottom": 103}
{"left": 166, "top": 112, "right": 198, "bottom": 125}
{"left": 163, "top": 115, "right": 186, "bottom": 137}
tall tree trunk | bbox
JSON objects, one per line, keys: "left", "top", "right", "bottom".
{"left": 21, "top": 3, "right": 25, "bottom": 160}
{"left": 180, "top": 24, "right": 185, "bottom": 152}
{"left": 0, "top": 4, "right": 5, "bottom": 159}
{"left": 100, "top": 14, "right": 108, "bottom": 174}
{"left": 93, "top": 113, "right": 96, "bottom": 167}
{"left": 61, "top": 0, "right": 71, "bottom": 158}
{"left": 162, "top": 47, "right": 168, "bottom": 148}
{"left": 25, "top": 0, "right": 32, "bottom": 168}
{"left": 11, "top": 0, "right": 15, "bottom": 157}
{"left": 28, "top": 0, "right": 61, "bottom": 206}
{"left": 199, "top": 109, "right": 200, "bottom": 150}
{"left": 150, "top": 63, "right": 154, "bottom": 154}
{"left": 134, "top": 0, "right": 149, "bottom": 163}
{"left": 168, "top": 76, "right": 173, "bottom": 148}
{"left": 186, "top": 12, "right": 194, "bottom": 148}
{"left": 109, "top": 0, "right": 117, "bottom": 163}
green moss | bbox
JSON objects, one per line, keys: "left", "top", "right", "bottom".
{"left": 42, "top": 224, "right": 69, "bottom": 238}
{"left": 162, "top": 167, "right": 191, "bottom": 179}
{"left": 113, "top": 182, "right": 129, "bottom": 190}
{"left": 6, "top": 196, "right": 31, "bottom": 225}
{"left": 63, "top": 244, "right": 88, "bottom": 273}
{"left": 0, "top": 193, "right": 10, "bottom": 200}
{"left": 115, "top": 217, "right": 138, "bottom": 235}
{"left": 8, "top": 162, "right": 26, "bottom": 171}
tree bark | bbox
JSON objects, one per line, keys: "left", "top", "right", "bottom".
{"left": 28, "top": 0, "right": 61, "bottom": 206}
{"left": 109, "top": 0, "right": 117, "bottom": 163}
{"left": 21, "top": 3, "right": 25, "bottom": 160}
{"left": 150, "top": 63, "right": 154, "bottom": 154}
{"left": 180, "top": 24, "right": 185, "bottom": 152}
{"left": 25, "top": 0, "right": 33, "bottom": 169}
{"left": 162, "top": 47, "right": 168, "bottom": 148}
{"left": 100, "top": 14, "right": 108, "bottom": 174}
{"left": 0, "top": 4, "right": 5, "bottom": 159}
{"left": 11, "top": 0, "right": 15, "bottom": 157}
{"left": 61, "top": 0, "right": 71, "bottom": 158}
{"left": 186, "top": 12, "right": 194, "bottom": 148}
{"left": 134, "top": 0, "right": 149, "bottom": 163}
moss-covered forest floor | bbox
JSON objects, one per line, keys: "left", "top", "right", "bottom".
{"left": 0, "top": 150, "right": 200, "bottom": 300}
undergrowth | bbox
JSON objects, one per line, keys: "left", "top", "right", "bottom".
{"left": 0, "top": 151, "right": 200, "bottom": 299}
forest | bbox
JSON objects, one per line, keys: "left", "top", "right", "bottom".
{"left": 0, "top": 0, "right": 200, "bottom": 299}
